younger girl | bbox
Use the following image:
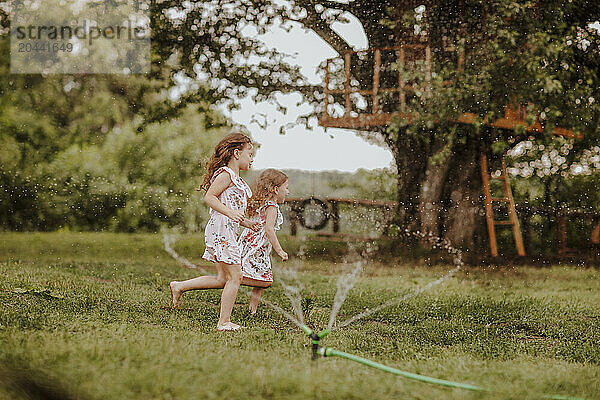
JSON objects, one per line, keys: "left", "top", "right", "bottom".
{"left": 169, "top": 132, "right": 259, "bottom": 331}
{"left": 238, "top": 169, "right": 289, "bottom": 315}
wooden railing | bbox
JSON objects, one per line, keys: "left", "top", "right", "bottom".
{"left": 520, "top": 208, "right": 600, "bottom": 256}
{"left": 323, "top": 45, "right": 433, "bottom": 117}
{"left": 281, "top": 197, "right": 600, "bottom": 256}
{"left": 285, "top": 196, "right": 396, "bottom": 237}
{"left": 318, "top": 46, "right": 579, "bottom": 139}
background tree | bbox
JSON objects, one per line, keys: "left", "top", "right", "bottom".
{"left": 142, "top": 0, "right": 600, "bottom": 251}
{"left": 0, "top": 30, "right": 229, "bottom": 230}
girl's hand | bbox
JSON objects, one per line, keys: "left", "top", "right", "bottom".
{"left": 240, "top": 218, "right": 261, "bottom": 232}
{"left": 249, "top": 221, "right": 262, "bottom": 232}
{"left": 277, "top": 249, "right": 288, "bottom": 261}
{"left": 227, "top": 209, "right": 245, "bottom": 223}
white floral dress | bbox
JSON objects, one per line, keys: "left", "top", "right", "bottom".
{"left": 202, "top": 166, "right": 252, "bottom": 265}
{"left": 239, "top": 201, "right": 284, "bottom": 282}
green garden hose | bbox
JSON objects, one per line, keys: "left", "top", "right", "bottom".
{"left": 319, "top": 347, "right": 486, "bottom": 392}
{"left": 301, "top": 325, "right": 585, "bottom": 400}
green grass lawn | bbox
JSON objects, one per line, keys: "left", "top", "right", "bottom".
{"left": 1, "top": 232, "right": 599, "bottom": 399}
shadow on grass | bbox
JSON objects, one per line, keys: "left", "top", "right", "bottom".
{"left": 0, "top": 360, "right": 85, "bottom": 400}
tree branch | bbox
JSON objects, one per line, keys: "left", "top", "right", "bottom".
{"left": 288, "top": 0, "right": 353, "bottom": 55}
{"left": 318, "top": 0, "right": 354, "bottom": 13}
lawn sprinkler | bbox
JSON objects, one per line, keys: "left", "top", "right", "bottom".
{"left": 301, "top": 325, "right": 330, "bottom": 360}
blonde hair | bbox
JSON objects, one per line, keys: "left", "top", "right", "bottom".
{"left": 247, "top": 169, "right": 288, "bottom": 217}
{"left": 199, "top": 132, "right": 252, "bottom": 191}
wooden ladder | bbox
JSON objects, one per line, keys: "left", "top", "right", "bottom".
{"left": 480, "top": 154, "right": 526, "bottom": 257}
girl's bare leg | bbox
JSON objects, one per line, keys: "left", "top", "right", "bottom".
{"left": 170, "top": 268, "right": 226, "bottom": 308}
{"left": 248, "top": 288, "right": 264, "bottom": 315}
{"left": 217, "top": 262, "right": 243, "bottom": 328}
{"left": 241, "top": 277, "right": 272, "bottom": 315}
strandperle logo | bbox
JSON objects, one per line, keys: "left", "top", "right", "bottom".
{"left": 10, "top": 0, "right": 150, "bottom": 74}
{"left": 13, "top": 20, "right": 148, "bottom": 46}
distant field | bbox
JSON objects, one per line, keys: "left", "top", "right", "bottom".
{"left": 1, "top": 232, "right": 599, "bottom": 399}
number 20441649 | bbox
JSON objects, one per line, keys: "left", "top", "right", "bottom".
{"left": 18, "top": 41, "right": 74, "bottom": 52}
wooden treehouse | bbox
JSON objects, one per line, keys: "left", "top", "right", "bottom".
{"left": 318, "top": 45, "right": 579, "bottom": 138}
{"left": 317, "top": 44, "right": 585, "bottom": 257}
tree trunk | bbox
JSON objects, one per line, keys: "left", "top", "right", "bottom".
{"left": 388, "top": 131, "right": 428, "bottom": 233}
{"left": 418, "top": 140, "right": 452, "bottom": 247}
{"left": 387, "top": 127, "right": 489, "bottom": 256}
{"left": 441, "top": 138, "right": 486, "bottom": 252}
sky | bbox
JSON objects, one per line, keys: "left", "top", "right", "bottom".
{"left": 220, "top": 14, "right": 395, "bottom": 172}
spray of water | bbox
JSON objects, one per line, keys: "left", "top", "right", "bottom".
{"left": 275, "top": 234, "right": 316, "bottom": 326}
{"left": 259, "top": 297, "right": 306, "bottom": 329}
{"left": 331, "top": 229, "right": 465, "bottom": 332}
{"left": 327, "top": 259, "right": 363, "bottom": 330}
{"left": 332, "top": 265, "right": 460, "bottom": 332}
{"left": 162, "top": 232, "right": 209, "bottom": 274}
{"left": 278, "top": 266, "right": 306, "bottom": 326}
{"left": 325, "top": 241, "right": 380, "bottom": 330}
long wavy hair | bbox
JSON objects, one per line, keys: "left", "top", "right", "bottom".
{"left": 198, "top": 132, "right": 252, "bottom": 192}
{"left": 247, "top": 169, "right": 288, "bottom": 217}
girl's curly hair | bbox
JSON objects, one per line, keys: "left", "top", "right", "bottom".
{"left": 247, "top": 169, "right": 288, "bottom": 217}
{"left": 198, "top": 132, "right": 252, "bottom": 192}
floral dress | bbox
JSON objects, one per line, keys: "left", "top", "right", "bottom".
{"left": 202, "top": 166, "right": 252, "bottom": 265}
{"left": 239, "top": 200, "right": 284, "bottom": 282}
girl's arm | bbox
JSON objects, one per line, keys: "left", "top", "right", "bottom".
{"left": 204, "top": 173, "right": 244, "bottom": 222}
{"left": 265, "top": 206, "right": 288, "bottom": 260}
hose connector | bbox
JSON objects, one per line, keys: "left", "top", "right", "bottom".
{"left": 317, "top": 347, "right": 332, "bottom": 357}
{"left": 302, "top": 325, "right": 331, "bottom": 360}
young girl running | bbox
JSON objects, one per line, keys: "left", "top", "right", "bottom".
{"left": 238, "top": 169, "right": 289, "bottom": 315}
{"left": 169, "top": 132, "right": 259, "bottom": 331}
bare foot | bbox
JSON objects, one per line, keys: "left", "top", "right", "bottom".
{"left": 169, "top": 281, "right": 181, "bottom": 308}
{"left": 248, "top": 302, "right": 258, "bottom": 316}
{"left": 248, "top": 288, "right": 262, "bottom": 315}
{"left": 217, "top": 322, "right": 242, "bottom": 331}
